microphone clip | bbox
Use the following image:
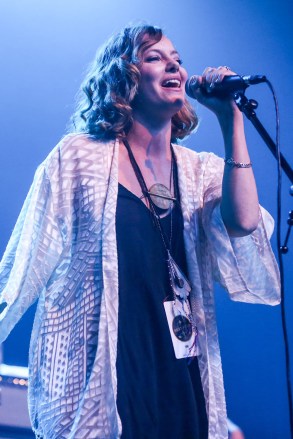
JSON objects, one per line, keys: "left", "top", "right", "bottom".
{"left": 233, "top": 93, "right": 259, "bottom": 117}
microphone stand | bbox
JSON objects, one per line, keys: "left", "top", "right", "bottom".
{"left": 233, "top": 92, "right": 293, "bottom": 184}
{"left": 233, "top": 91, "right": 293, "bottom": 437}
{"left": 233, "top": 92, "right": 293, "bottom": 252}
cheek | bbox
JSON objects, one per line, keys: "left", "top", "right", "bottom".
{"left": 181, "top": 68, "right": 188, "bottom": 84}
{"left": 139, "top": 65, "right": 162, "bottom": 85}
{"left": 140, "top": 71, "right": 158, "bottom": 88}
{"left": 137, "top": 74, "right": 161, "bottom": 98}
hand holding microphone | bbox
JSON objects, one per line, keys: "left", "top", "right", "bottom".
{"left": 185, "top": 66, "right": 266, "bottom": 99}
{"left": 185, "top": 66, "right": 266, "bottom": 117}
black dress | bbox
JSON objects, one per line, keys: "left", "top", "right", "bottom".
{"left": 116, "top": 182, "right": 208, "bottom": 439}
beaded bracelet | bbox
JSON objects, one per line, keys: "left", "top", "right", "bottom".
{"left": 224, "top": 157, "right": 252, "bottom": 168}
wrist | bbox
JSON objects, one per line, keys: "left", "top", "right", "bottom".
{"left": 218, "top": 108, "right": 245, "bottom": 146}
{"left": 217, "top": 103, "right": 243, "bottom": 128}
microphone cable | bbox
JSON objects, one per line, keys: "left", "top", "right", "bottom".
{"left": 266, "top": 78, "right": 293, "bottom": 439}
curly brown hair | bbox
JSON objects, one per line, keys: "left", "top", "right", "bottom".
{"left": 69, "top": 24, "right": 198, "bottom": 142}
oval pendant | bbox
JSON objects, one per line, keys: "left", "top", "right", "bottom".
{"left": 172, "top": 315, "right": 193, "bottom": 341}
{"left": 148, "top": 183, "right": 173, "bottom": 209}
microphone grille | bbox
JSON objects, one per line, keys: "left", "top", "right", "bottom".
{"left": 185, "top": 75, "right": 200, "bottom": 97}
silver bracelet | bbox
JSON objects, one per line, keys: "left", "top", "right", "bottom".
{"left": 224, "top": 157, "right": 252, "bottom": 168}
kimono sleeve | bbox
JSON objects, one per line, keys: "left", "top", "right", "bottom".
{"left": 0, "top": 163, "right": 64, "bottom": 343}
{"left": 201, "top": 152, "right": 280, "bottom": 305}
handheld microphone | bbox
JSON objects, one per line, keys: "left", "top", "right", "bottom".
{"left": 185, "top": 74, "right": 267, "bottom": 98}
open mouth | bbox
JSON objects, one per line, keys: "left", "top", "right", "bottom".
{"left": 161, "top": 79, "right": 181, "bottom": 88}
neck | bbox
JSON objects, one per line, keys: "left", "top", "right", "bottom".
{"left": 126, "top": 116, "right": 172, "bottom": 161}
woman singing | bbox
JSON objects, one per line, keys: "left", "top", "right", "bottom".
{"left": 0, "top": 24, "right": 280, "bottom": 438}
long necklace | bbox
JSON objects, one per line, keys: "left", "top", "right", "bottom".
{"left": 122, "top": 139, "right": 198, "bottom": 356}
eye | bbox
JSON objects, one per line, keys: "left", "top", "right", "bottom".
{"left": 145, "top": 55, "right": 161, "bottom": 62}
{"left": 176, "top": 58, "right": 183, "bottom": 65}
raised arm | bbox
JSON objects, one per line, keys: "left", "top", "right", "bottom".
{"left": 189, "top": 66, "right": 259, "bottom": 236}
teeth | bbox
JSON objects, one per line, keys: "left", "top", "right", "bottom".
{"left": 162, "top": 79, "right": 181, "bottom": 88}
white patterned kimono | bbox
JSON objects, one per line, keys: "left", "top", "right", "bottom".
{"left": 0, "top": 134, "right": 280, "bottom": 439}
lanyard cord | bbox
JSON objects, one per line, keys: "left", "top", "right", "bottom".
{"left": 122, "top": 138, "right": 178, "bottom": 254}
{"left": 122, "top": 139, "right": 196, "bottom": 344}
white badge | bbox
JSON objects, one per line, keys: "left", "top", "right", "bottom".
{"left": 164, "top": 300, "right": 199, "bottom": 359}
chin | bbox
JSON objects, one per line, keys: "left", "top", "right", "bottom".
{"left": 166, "top": 97, "right": 185, "bottom": 114}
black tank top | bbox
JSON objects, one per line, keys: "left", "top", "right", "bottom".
{"left": 116, "top": 182, "right": 208, "bottom": 439}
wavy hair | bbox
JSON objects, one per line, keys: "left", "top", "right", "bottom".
{"left": 69, "top": 24, "right": 198, "bottom": 142}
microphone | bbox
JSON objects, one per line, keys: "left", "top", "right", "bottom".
{"left": 185, "top": 74, "right": 267, "bottom": 98}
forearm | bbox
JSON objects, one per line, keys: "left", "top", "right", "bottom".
{"left": 219, "top": 107, "right": 259, "bottom": 237}
{"left": 191, "top": 66, "right": 261, "bottom": 236}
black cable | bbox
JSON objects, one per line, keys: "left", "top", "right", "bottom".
{"left": 266, "top": 79, "right": 293, "bottom": 439}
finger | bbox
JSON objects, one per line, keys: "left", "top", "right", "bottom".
{"left": 202, "top": 66, "right": 214, "bottom": 77}
{"left": 217, "top": 65, "right": 236, "bottom": 76}
{"left": 202, "top": 67, "right": 228, "bottom": 92}
{"left": 203, "top": 66, "right": 237, "bottom": 93}
{"left": 202, "top": 67, "right": 214, "bottom": 83}
{"left": 207, "top": 69, "right": 221, "bottom": 93}
{"left": 202, "top": 67, "right": 217, "bottom": 93}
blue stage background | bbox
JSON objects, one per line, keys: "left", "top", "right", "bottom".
{"left": 0, "top": 1, "right": 292, "bottom": 437}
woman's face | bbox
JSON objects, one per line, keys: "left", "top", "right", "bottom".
{"left": 133, "top": 36, "right": 188, "bottom": 118}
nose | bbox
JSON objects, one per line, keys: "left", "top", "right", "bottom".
{"left": 166, "top": 58, "right": 179, "bottom": 73}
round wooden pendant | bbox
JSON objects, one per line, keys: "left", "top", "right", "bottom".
{"left": 148, "top": 183, "right": 173, "bottom": 210}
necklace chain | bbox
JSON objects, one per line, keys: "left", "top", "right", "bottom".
{"left": 122, "top": 138, "right": 177, "bottom": 252}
